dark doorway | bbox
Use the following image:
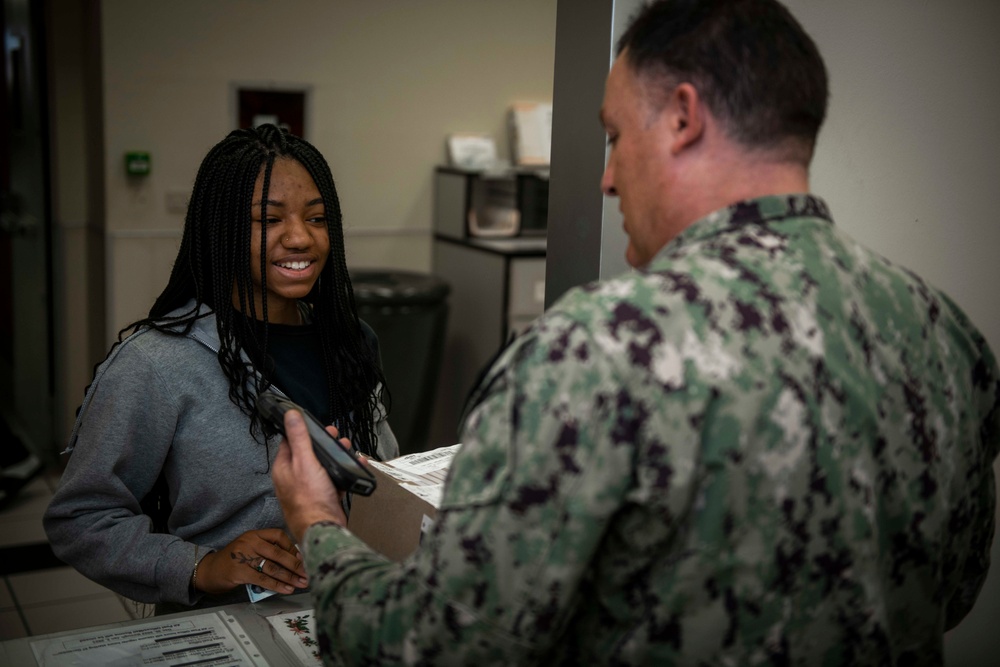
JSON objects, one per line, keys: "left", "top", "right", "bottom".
{"left": 1, "top": 0, "right": 55, "bottom": 468}
{"left": 237, "top": 88, "right": 307, "bottom": 139}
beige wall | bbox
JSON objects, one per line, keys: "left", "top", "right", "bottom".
{"left": 99, "top": 0, "right": 557, "bottom": 337}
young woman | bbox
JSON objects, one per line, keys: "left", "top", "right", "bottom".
{"left": 44, "top": 124, "right": 398, "bottom": 612}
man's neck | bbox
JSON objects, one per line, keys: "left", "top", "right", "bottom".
{"left": 678, "top": 146, "right": 811, "bottom": 228}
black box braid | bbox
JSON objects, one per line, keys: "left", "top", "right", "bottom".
{"left": 85, "top": 124, "right": 390, "bottom": 470}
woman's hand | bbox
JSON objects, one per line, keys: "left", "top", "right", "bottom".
{"left": 194, "top": 528, "right": 308, "bottom": 595}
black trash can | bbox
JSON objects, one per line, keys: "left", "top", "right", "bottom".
{"left": 350, "top": 269, "right": 450, "bottom": 456}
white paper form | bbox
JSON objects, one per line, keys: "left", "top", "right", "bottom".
{"left": 30, "top": 610, "right": 268, "bottom": 667}
{"left": 265, "top": 610, "right": 322, "bottom": 667}
{"left": 371, "top": 444, "right": 462, "bottom": 506}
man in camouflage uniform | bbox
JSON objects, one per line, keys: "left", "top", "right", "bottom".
{"left": 272, "top": 0, "right": 1000, "bottom": 664}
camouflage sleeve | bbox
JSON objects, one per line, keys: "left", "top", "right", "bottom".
{"left": 301, "top": 309, "right": 692, "bottom": 665}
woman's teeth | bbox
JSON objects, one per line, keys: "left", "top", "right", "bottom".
{"left": 277, "top": 260, "right": 311, "bottom": 270}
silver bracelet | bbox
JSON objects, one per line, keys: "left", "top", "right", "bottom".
{"left": 191, "top": 545, "right": 202, "bottom": 592}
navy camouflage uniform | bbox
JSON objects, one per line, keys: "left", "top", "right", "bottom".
{"left": 303, "top": 194, "right": 1000, "bottom": 666}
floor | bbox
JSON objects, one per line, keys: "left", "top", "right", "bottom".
{"left": 0, "top": 472, "right": 138, "bottom": 641}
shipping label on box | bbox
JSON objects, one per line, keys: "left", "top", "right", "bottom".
{"left": 347, "top": 444, "right": 461, "bottom": 561}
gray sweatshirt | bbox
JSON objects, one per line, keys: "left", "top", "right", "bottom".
{"left": 43, "top": 300, "right": 398, "bottom": 607}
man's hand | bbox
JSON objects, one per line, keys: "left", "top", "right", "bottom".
{"left": 272, "top": 409, "right": 349, "bottom": 544}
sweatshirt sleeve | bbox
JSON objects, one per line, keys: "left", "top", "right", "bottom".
{"left": 43, "top": 337, "right": 202, "bottom": 605}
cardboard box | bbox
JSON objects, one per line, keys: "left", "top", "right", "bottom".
{"left": 347, "top": 445, "right": 460, "bottom": 561}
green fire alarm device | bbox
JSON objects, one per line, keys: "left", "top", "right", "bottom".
{"left": 125, "top": 151, "right": 151, "bottom": 176}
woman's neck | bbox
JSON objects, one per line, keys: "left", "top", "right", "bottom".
{"left": 269, "top": 301, "right": 304, "bottom": 325}
{"left": 235, "top": 299, "right": 304, "bottom": 325}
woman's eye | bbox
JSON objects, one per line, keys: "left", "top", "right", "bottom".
{"left": 308, "top": 216, "right": 327, "bottom": 224}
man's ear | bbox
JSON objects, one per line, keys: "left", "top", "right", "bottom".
{"left": 668, "top": 82, "right": 705, "bottom": 154}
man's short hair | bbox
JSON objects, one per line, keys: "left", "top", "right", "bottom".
{"left": 618, "top": 0, "right": 828, "bottom": 165}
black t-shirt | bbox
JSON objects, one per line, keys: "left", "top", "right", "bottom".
{"left": 260, "top": 320, "right": 332, "bottom": 425}
{"left": 249, "top": 315, "right": 380, "bottom": 428}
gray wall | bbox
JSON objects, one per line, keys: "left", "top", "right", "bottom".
{"left": 791, "top": 0, "right": 1000, "bottom": 356}
{"left": 546, "top": 0, "right": 638, "bottom": 307}
{"left": 549, "top": 0, "right": 1000, "bottom": 354}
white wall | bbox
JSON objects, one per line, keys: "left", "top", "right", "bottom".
{"left": 785, "top": 0, "right": 1000, "bottom": 355}
{"left": 99, "top": 0, "right": 557, "bottom": 337}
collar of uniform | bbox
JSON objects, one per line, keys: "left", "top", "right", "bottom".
{"left": 653, "top": 193, "right": 833, "bottom": 260}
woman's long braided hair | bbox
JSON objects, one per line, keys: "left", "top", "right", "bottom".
{"left": 112, "top": 124, "right": 389, "bottom": 457}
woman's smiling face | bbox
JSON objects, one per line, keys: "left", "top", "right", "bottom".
{"left": 240, "top": 158, "right": 330, "bottom": 324}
